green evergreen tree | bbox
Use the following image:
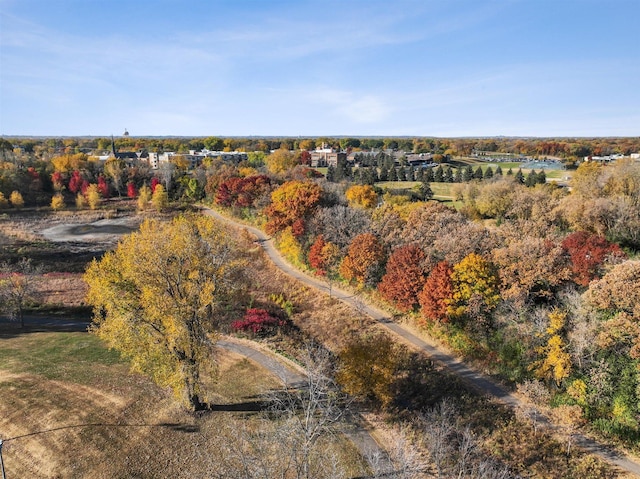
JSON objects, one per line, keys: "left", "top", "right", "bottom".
{"left": 397, "top": 166, "right": 406, "bottom": 181}
{"left": 406, "top": 166, "right": 415, "bottom": 182}
{"left": 537, "top": 169, "right": 547, "bottom": 184}
{"left": 434, "top": 165, "right": 444, "bottom": 182}
{"left": 515, "top": 168, "right": 525, "bottom": 184}
{"left": 454, "top": 167, "right": 463, "bottom": 183}
{"left": 424, "top": 167, "right": 435, "bottom": 182}
{"left": 506, "top": 168, "right": 513, "bottom": 176}
{"left": 378, "top": 166, "right": 388, "bottom": 181}
{"left": 388, "top": 167, "right": 398, "bottom": 181}
{"left": 474, "top": 166, "right": 484, "bottom": 180}
{"left": 484, "top": 166, "right": 494, "bottom": 179}
{"left": 463, "top": 165, "right": 474, "bottom": 182}
{"left": 525, "top": 170, "right": 537, "bottom": 187}
{"left": 444, "top": 166, "right": 454, "bottom": 183}
{"left": 495, "top": 165, "right": 503, "bottom": 176}
{"left": 415, "top": 167, "right": 424, "bottom": 182}
{"left": 420, "top": 182, "right": 434, "bottom": 200}
{"left": 326, "top": 165, "right": 335, "bottom": 182}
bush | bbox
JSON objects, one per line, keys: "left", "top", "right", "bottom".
{"left": 231, "top": 308, "right": 286, "bottom": 336}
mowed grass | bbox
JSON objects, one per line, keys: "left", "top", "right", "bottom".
{"left": 0, "top": 331, "right": 319, "bottom": 478}
{"left": 0, "top": 332, "right": 122, "bottom": 382}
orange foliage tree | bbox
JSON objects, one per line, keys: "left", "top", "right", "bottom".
{"left": 264, "top": 181, "right": 322, "bottom": 236}
{"left": 418, "top": 261, "right": 454, "bottom": 323}
{"left": 339, "top": 233, "right": 385, "bottom": 287}
{"left": 378, "top": 244, "right": 427, "bottom": 312}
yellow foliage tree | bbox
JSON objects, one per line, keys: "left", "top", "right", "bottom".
{"left": 345, "top": 184, "right": 378, "bottom": 209}
{"left": 533, "top": 310, "right": 572, "bottom": 387}
{"left": 85, "top": 215, "right": 245, "bottom": 410}
{"left": 85, "top": 183, "right": 101, "bottom": 210}
{"left": 266, "top": 147, "right": 298, "bottom": 174}
{"left": 137, "top": 184, "right": 152, "bottom": 210}
{"left": 277, "top": 227, "right": 303, "bottom": 266}
{"left": 152, "top": 184, "right": 169, "bottom": 211}
{"left": 448, "top": 253, "right": 500, "bottom": 322}
{"left": 9, "top": 190, "right": 24, "bottom": 209}
{"left": 50, "top": 193, "right": 65, "bottom": 210}
{"left": 51, "top": 153, "right": 88, "bottom": 173}
{"left": 75, "top": 193, "right": 86, "bottom": 209}
{"left": 336, "top": 333, "right": 406, "bottom": 408}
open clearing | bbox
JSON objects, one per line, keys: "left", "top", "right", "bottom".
{"left": 0, "top": 331, "right": 366, "bottom": 478}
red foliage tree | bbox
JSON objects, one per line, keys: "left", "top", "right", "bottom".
{"left": 418, "top": 261, "right": 454, "bottom": 323}
{"left": 127, "top": 182, "right": 138, "bottom": 198}
{"left": 80, "top": 180, "right": 90, "bottom": 195}
{"left": 300, "top": 150, "right": 311, "bottom": 166}
{"left": 68, "top": 170, "right": 83, "bottom": 194}
{"left": 561, "top": 231, "right": 626, "bottom": 286}
{"left": 231, "top": 308, "right": 286, "bottom": 336}
{"left": 150, "top": 177, "right": 160, "bottom": 193}
{"left": 97, "top": 175, "right": 110, "bottom": 198}
{"left": 214, "top": 175, "right": 271, "bottom": 208}
{"left": 51, "top": 171, "right": 65, "bottom": 191}
{"left": 378, "top": 244, "right": 428, "bottom": 312}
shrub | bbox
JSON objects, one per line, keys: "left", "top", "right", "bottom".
{"left": 231, "top": 308, "right": 286, "bottom": 336}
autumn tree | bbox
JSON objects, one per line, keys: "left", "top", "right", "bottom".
{"left": 492, "top": 236, "right": 571, "bottom": 307}
{"left": 50, "top": 193, "right": 65, "bottom": 210}
{"left": 85, "top": 215, "right": 244, "bottom": 410}
{"left": 561, "top": 231, "right": 625, "bottom": 286}
{"left": 339, "top": 233, "right": 385, "bottom": 287}
{"left": 584, "top": 260, "right": 640, "bottom": 318}
{"left": 215, "top": 175, "right": 271, "bottom": 208}
{"left": 264, "top": 180, "right": 322, "bottom": 236}
{"left": 9, "top": 190, "right": 24, "bottom": 208}
{"left": 0, "top": 258, "right": 42, "bottom": 328}
{"left": 152, "top": 184, "right": 169, "bottom": 211}
{"left": 418, "top": 261, "right": 454, "bottom": 323}
{"left": 308, "top": 235, "right": 328, "bottom": 274}
{"left": 104, "top": 158, "right": 126, "bottom": 196}
{"left": 97, "top": 175, "right": 110, "bottom": 198}
{"left": 137, "top": 184, "right": 152, "bottom": 210}
{"left": 532, "top": 310, "right": 572, "bottom": 387}
{"left": 448, "top": 253, "right": 500, "bottom": 330}
{"left": 127, "top": 182, "right": 138, "bottom": 198}
{"left": 336, "top": 333, "right": 406, "bottom": 408}
{"left": 266, "top": 147, "right": 298, "bottom": 174}
{"left": 68, "top": 170, "right": 83, "bottom": 194}
{"left": 85, "top": 183, "right": 101, "bottom": 210}
{"left": 378, "top": 244, "right": 428, "bottom": 312}
{"left": 345, "top": 184, "right": 378, "bottom": 209}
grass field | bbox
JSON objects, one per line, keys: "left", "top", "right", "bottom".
{"left": 0, "top": 331, "right": 365, "bottom": 478}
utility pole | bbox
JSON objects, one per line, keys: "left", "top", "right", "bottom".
{"left": 0, "top": 438, "right": 6, "bottom": 479}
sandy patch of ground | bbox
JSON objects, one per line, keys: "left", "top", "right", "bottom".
{"left": 40, "top": 216, "right": 140, "bottom": 243}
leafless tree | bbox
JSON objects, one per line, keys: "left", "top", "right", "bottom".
{"left": 0, "top": 258, "right": 42, "bottom": 328}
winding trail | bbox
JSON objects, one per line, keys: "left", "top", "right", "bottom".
{"left": 205, "top": 207, "right": 640, "bottom": 477}
{"left": 218, "top": 338, "right": 391, "bottom": 472}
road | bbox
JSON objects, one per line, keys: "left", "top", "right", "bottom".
{"left": 204, "top": 207, "right": 640, "bottom": 477}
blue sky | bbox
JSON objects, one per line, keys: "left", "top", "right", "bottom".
{"left": 1, "top": 0, "right": 639, "bottom": 137}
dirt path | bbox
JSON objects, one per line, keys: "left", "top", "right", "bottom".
{"left": 218, "top": 337, "right": 392, "bottom": 472}
{"left": 204, "top": 207, "right": 640, "bottom": 477}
